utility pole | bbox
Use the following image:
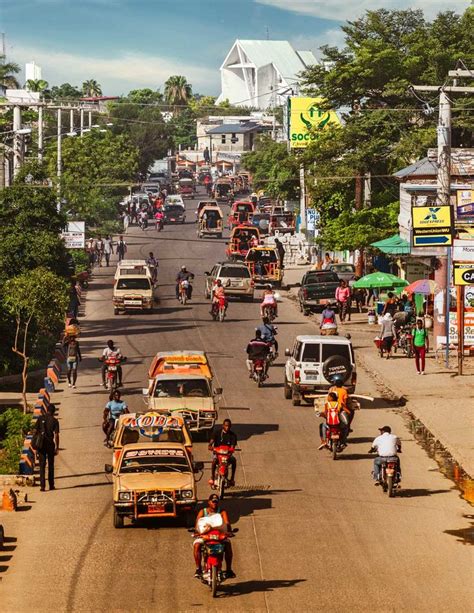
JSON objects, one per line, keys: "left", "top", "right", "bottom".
{"left": 13, "top": 105, "right": 22, "bottom": 176}
{"left": 80, "top": 108, "right": 84, "bottom": 136}
{"left": 88, "top": 111, "right": 92, "bottom": 129}
{"left": 69, "top": 108, "right": 74, "bottom": 134}
{"left": 38, "top": 105, "right": 44, "bottom": 161}
{"left": 412, "top": 80, "right": 474, "bottom": 366}
{"left": 57, "top": 107, "right": 62, "bottom": 210}
{"left": 299, "top": 164, "right": 306, "bottom": 231}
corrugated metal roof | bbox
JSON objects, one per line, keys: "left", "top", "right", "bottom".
{"left": 394, "top": 157, "right": 438, "bottom": 178}
{"left": 296, "top": 50, "right": 317, "bottom": 66}
{"left": 206, "top": 122, "right": 269, "bottom": 135}
{"left": 237, "top": 40, "right": 310, "bottom": 79}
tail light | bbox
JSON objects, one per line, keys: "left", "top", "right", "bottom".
{"left": 250, "top": 279, "right": 255, "bottom": 287}
{"left": 295, "top": 369, "right": 300, "bottom": 384}
{"left": 303, "top": 289, "right": 308, "bottom": 299}
{"left": 351, "top": 372, "right": 357, "bottom": 386}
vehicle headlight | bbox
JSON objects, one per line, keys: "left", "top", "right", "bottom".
{"left": 118, "top": 491, "right": 131, "bottom": 501}
{"left": 181, "top": 489, "right": 193, "bottom": 499}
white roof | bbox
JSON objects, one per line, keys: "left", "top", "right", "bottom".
{"left": 230, "top": 40, "right": 316, "bottom": 79}
{"left": 295, "top": 335, "right": 352, "bottom": 344}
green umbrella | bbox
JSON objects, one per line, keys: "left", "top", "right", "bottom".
{"left": 352, "top": 272, "right": 408, "bottom": 289}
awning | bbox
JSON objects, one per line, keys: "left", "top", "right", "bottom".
{"left": 371, "top": 234, "right": 410, "bottom": 255}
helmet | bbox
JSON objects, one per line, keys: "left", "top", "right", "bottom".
{"left": 181, "top": 265, "right": 186, "bottom": 271}
{"left": 331, "top": 375, "right": 344, "bottom": 386}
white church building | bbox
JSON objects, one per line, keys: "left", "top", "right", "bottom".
{"left": 216, "top": 39, "right": 317, "bottom": 110}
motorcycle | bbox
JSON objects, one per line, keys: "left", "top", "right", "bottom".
{"left": 155, "top": 217, "right": 164, "bottom": 232}
{"left": 211, "top": 296, "right": 227, "bottom": 322}
{"left": 190, "top": 528, "right": 238, "bottom": 598}
{"left": 99, "top": 356, "right": 125, "bottom": 391}
{"left": 104, "top": 417, "right": 118, "bottom": 448}
{"left": 138, "top": 216, "right": 148, "bottom": 231}
{"left": 262, "top": 303, "right": 277, "bottom": 322}
{"left": 251, "top": 358, "right": 267, "bottom": 387}
{"left": 325, "top": 423, "right": 344, "bottom": 460}
{"left": 179, "top": 279, "right": 190, "bottom": 304}
{"left": 212, "top": 444, "right": 235, "bottom": 499}
{"left": 370, "top": 451, "right": 401, "bottom": 497}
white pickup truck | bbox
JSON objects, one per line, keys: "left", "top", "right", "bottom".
{"left": 284, "top": 335, "right": 357, "bottom": 406}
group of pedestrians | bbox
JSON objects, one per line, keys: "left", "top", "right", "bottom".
{"left": 86, "top": 235, "right": 128, "bottom": 266}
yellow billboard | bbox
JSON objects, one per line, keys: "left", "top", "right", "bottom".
{"left": 412, "top": 205, "right": 454, "bottom": 247}
{"left": 289, "top": 97, "right": 339, "bottom": 149}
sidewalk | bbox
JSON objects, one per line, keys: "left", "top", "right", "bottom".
{"left": 282, "top": 266, "right": 474, "bottom": 478}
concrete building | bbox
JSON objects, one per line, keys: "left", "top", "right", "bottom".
{"left": 217, "top": 39, "right": 317, "bottom": 110}
{"left": 25, "top": 61, "right": 42, "bottom": 83}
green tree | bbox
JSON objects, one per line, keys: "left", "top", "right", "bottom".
{"left": 82, "top": 79, "right": 102, "bottom": 97}
{"left": 242, "top": 137, "right": 299, "bottom": 200}
{"left": 125, "top": 88, "right": 163, "bottom": 105}
{"left": 47, "top": 131, "right": 138, "bottom": 224}
{"left": 25, "top": 79, "right": 49, "bottom": 92}
{"left": 0, "top": 54, "right": 20, "bottom": 89}
{"left": 3, "top": 268, "right": 68, "bottom": 412}
{"left": 50, "top": 83, "right": 82, "bottom": 100}
{"left": 164, "top": 75, "right": 192, "bottom": 106}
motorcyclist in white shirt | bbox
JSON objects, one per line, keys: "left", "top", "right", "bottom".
{"left": 370, "top": 426, "right": 401, "bottom": 485}
{"left": 100, "top": 340, "right": 123, "bottom": 387}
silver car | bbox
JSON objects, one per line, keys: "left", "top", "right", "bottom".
{"left": 204, "top": 262, "right": 254, "bottom": 301}
{"left": 328, "top": 263, "right": 356, "bottom": 284}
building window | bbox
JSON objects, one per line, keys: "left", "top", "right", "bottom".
{"left": 221, "top": 135, "right": 226, "bottom": 144}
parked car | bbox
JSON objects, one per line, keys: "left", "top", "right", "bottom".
{"left": 328, "top": 263, "right": 356, "bottom": 284}
{"left": 298, "top": 270, "right": 340, "bottom": 314}
{"left": 204, "top": 262, "right": 254, "bottom": 300}
{"left": 284, "top": 334, "right": 357, "bottom": 406}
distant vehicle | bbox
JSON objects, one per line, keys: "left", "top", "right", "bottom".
{"left": 163, "top": 204, "right": 186, "bottom": 224}
{"left": 328, "top": 263, "right": 356, "bottom": 284}
{"left": 298, "top": 270, "right": 340, "bottom": 315}
{"left": 250, "top": 212, "right": 270, "bottom": 235}
{"left": 165, "top": 195, "right": 185, "bottom": 209}
{"left": 205, "top": 262, "right": 254, "bottom": 301}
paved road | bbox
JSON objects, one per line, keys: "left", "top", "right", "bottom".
{"left": 2, "top": 193, "right": 472, "bottom": 612}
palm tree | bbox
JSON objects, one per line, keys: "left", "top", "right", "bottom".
{"left": 82, "top": 79, "right": 102, "bottom": 97}
{"left": 164, "top": 75, "right": 192, "bottom": 107}
{"left": 0, "top": 54, "right": 20, "bottom": 89}
{"left": 25, "top": 79, "right": 49, "bottom": 92}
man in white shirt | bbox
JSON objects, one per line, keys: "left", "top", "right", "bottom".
{"left": 101, "top": 340, "right": 123, "bottom": 387}
{"left": 370, "top": 426, "right": 401, "bottom": 484}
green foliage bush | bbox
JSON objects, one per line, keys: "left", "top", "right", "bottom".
{"left": 0, "top": 408, "right": 32, "bottom": 474}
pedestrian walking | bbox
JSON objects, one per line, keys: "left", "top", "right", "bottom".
{"left": 274, "top": 237, "right": 285, "bottom": 269}
{"left": 103, "top": 235, "right": 113, "bottom": 267}
{"left": 382, "top": 291, "right": 398, "bottom": 317}
{"left": 379, "top": 313, "right": 396, "bottom": 359}
{"left": 96, "top": 236, "right": 104, "bottom": 267}
{"left": 64, "top": 336, "right": 82, "bottom": 388}
{"left": 68, "top": 281, "right": 81, "bottom": 318}
{"left": 116, "top": 236, "right": 127, "bottom": 262}
{"left": 412, "top": 318, "right": 429, "bottom": 375}
{"left": 33, "top": 404, "right": 60, "bottom": 492}
{"left": 86, "top": 237, "right": 96, "bottom": 267}
{"left": 322, "top": 252, "right": 333, "bottom": 270}
{"left": 122, "top": 211, "right": 130, "bottom": 233}
{"left": 335, "top": 280, "right": 351, "bottom": 323}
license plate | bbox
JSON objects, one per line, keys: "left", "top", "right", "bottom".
{"left": 124, "top": 300, "right": 141, "bottom": 306}
{"left": 170, "top": 218, "right": 176, "bottom": 221}
{"left": 148, "top": 504, "right": 165, "bottom": 513}
{"left": 230, "top": 280, "right": 242, "bottom": 286}
{"left": 306, "top": 374, "right": 318, "bottom": 380}
{"left": 108, "top": 366, "right": 117, "bottom": 372}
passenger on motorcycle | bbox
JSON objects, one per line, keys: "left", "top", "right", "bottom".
{"left": 257, "top": 317, "right": 278, "bottom": 354}
{"left": 370, "top": 426, "right": 401, "bottom": 485}
{"left": 260, "top": 285, "right": 277, "bottom": 318}
{"left": 211, "top": 279, "right": 227, "bottom": 315}
{"left": 102, "top": 390, "right": 129, "bottom": 444}
{"left": 138, "top": 209, "right": 148, "bottom": 229}
{"left": 193, "top": 494, "right": 236, "bottom": 580}
{"left": 208, "top": 418, "right": 237, "bottom": 487}
{"left": 328, "top": 375, "right": 352, "bottom": 443}
{"left": 246, "top": 329, "right": 271, "bottom": 376}
{"left": 318, "top": 392, "right": 341, "bottom": 449}
{"left": 320, "top": 301, "right": 337, "bottom": 333}
{"left": 146, "top": 252, "right": 158, "bottom": 283}
{"left": 175, "top": 266, "right": 195, "bottom": 300}
{"left": 101, "top": 340, "right": 123, "bottom": 387}
{"left": 154, "top": 209, "right": 164, "bottom": 230}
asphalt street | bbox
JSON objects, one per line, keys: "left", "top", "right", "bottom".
{"left": 2, "top": 192, "right": 472, "bottom": 612}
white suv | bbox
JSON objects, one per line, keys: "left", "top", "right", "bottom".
{"left": 284, "top": 335, "right": 356, "bottom": 406}
{"left": 204, "top": 262, "right": 254, "bottom": 300}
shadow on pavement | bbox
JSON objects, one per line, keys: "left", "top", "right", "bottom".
{"left": 0, "top": 536, "right": 17, "bottom": 573}
{"left": 396, "top": 488, "right": 451, "bottom": 498}
{"left": 222, "top": 578, "right": 307, "bottom": 597}
{"left": 337, "top": 453, "right": 373, "bottom": 461}
{"left": 58, "top": 481, "right": 111, "bottom": 490}
{"left": 234, "top": 423, "right": 280, "bottom": 441}
{"left": 443, "top": 515, "right": 474, "bottom": 545}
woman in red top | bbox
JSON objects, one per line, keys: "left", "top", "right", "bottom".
{"left": 335, "top": 280, "right": 351, "bottom": 323}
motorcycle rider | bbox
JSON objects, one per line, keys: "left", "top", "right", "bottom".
{"left": 320, "top": 301, "right": 338, "bottom": 334}
{"left": 146, "top": 252, "right": 158, "bottom": 284}
{"left": 318, "top": 391, "right": 341, "bottom": 449}
{"left": 257, "top": 316, "right": 278, "bottom": 356}
{"left": 154, "top": 208, "right": 164, "bottom": 230}
{"left": 193, "top": 494, "right": 236, "bottom": 580}
{"left": 208, "top": 418, "right": 237, "bottom": 487}
{"left": 211, "top": 279, "right": 227, "bottom": 316}
{"left": 370, "top": 426, "right": 402, "bottom": 485}
{"left": 102, "top": 390, "right": 129, "bottom": 444}
{"left": 246, "top": 329, "right": 271, "bottom": 377}
{"left": 175, "top": 265, "right": 195, "bottom": 300}
{"left": 138, "top": 208, "right": 148, "bottom": 229}
{"left": 328, "top": 375, "right": 352, "bottom": 443}
{"left": 100, "top": 340, "right": 123, "bottom": 387}
{"left": 260, "top": 284, "right": 278, "bottom": 318}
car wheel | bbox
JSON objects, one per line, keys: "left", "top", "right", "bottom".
{"left": 114, "top": 509, "right": 124, "bottom": 529}
{"left": 284, "top": 377, "right": 292, "bottom": 399}
{"left": 292, "top": 392, "right": 301, "bottom": 406}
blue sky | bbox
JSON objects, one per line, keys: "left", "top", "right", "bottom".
{"left": 1, "top": 0, "right": 469, "bottom": 95}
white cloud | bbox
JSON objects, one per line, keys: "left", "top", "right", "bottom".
{"left": 290, "top": 29, "right": 346, "bottom": 58}
{"left": 12, "top": 44, "right": 220, "bottom": 95}
{"left": 256, "top": 0, "right": 470, "bottom": 21}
